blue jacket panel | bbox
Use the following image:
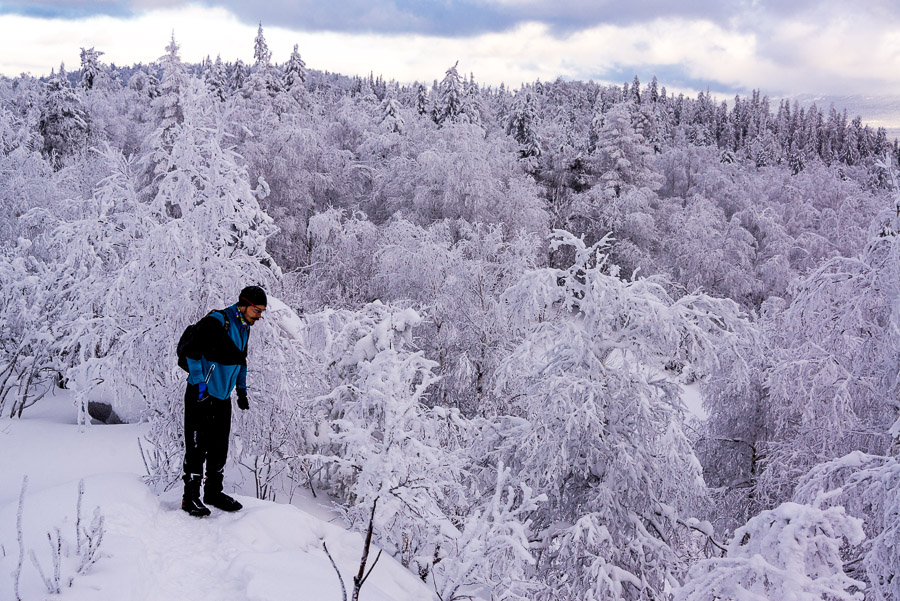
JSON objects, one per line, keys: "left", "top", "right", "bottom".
{"left": 185, "top": 304, "right": 250, "bottom": 399}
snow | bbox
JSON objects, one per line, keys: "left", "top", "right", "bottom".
{"left": 265, "top": 295, "right": 305, "bottom": 341}
{"left": 0, "top": 391, "right": 432, "bottom": 601}
{"left": 680, "top": 381, "right": 706, "bottom": 421}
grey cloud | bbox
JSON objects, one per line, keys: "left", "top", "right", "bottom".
{"left": 0, "top": 0, "right": 796, "bottom": 36}
{"left": 217, "top": 0, "right": 756, "bottom": 36}
{"left": 4, "top": 0, "right": 898, "bottom": 41}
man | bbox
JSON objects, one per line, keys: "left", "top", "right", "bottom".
{"left": 181, "top": 285, "right": 266, "bottom": 517}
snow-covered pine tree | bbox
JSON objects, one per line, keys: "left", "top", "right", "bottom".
{"left": 39, "top": 67, "right": 89, "bottom": 168}
{"left": 229, "top": 59, "right": 247, "bottom": 93}
{"left": 377, "top": 93, "right": 403, "bottom": 134}
{"left": 573, "top": 101, "right": 663, "bottom": 275}
{"left": 433, "top": 62, "right": 464, "bottom": 126}
{"left": 79, "top": 47, "right": 106, "bottom": 91}
{"left": 506, "top": 90, "right": 541, "bottom": 160}
{"left": 283, "top": 44, "right": 307, "bottom": 92}
{"left": 253, "top": 22, "right": 272, "bottom": 69}
{"left": 245, "top": 23, "right": 280, "bottom": 98}
{"left": 415, "top": 82, "right": 428, "bottom": 116}
{"left": 146, "top": 33, "right": 186, "bottom": 178}
{"left": 204, "top": 55, "right": 227, "bottom": 102}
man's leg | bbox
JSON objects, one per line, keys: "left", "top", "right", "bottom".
{"left": 182, "top": 384, "right": 211, "bottom": 517}
{"left": 203, "top": 396, "right": 242, "bottom": 511}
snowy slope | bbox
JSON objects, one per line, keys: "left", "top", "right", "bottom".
{"left": 0, "top": 394, "right": 431, "bottom": 601}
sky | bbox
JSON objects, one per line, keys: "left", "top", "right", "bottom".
{"left": 1, "top": 0, "right": 900, "bottom": 104}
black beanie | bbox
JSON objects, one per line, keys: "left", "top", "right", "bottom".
{"left": 239, "top": 285, "right": 267, "bottom": 307}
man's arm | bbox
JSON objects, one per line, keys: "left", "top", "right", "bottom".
{"left": 237, "top": 364, "right": 247, "bottom": 391}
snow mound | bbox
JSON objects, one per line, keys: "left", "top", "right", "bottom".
{"left": 0, "top": 396, "right": 431, "bottom": 601}
{"left": 0, "top": 473, "right": 430, "bottom": 601}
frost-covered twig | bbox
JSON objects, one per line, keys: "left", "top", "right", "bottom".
{"left": 14, "top": 475, "right": 27, "bottom": 601}
{"left": 322, "top": 540, "right": 347, "bottom": 601}
{"left": 21, "top": 478, "right": 107, "bottom": 595}
{"left": 29, "top": 528, "right": 63, "bottom": 594}
{"left": 76, "top": 508, "right": 105, "bottom": 576}
{"left": 352, "top": 498, "right": 382, "bottom": 601}
{"left": 76, "top": 479, "right": 84, "bottom": 554}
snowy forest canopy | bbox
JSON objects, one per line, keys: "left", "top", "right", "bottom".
{"left": 2, "top": 26, "right": 900, "bottom": 601}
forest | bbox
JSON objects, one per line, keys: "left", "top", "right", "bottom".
{"left": 1, "top": 25, "right": 899, "bottom": 601}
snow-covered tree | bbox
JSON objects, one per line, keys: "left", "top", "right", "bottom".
{"left": 147, "top": 34, "right": 187, "bottom": 171}
{"left": 432, "top": 62, "right": 479, "bottom": 126}
{"left": 0, "top": 236, "right": 61, "bottom": 418}
{"left": 415, "top": 82, "right": 428, "bottom": 116}
{"left": 282, "top": 43, "right": 307, "bottom": 92}
{"left": 245, "top": 23, "right": 280, "bottom": 98}
{"left": 79, "top": 47, "right": 106, "bottom": 90}
{"left": 204, "top": 55, "right": 227, "bottom": 102}
{"left": 50, "top": 86, "right": 279, "bottom": 423}
{"left": 229, "top": 59, "right": 248, "bottom": 93}
{"left": 302, "top": 209, "right": 381, "bottom": 308}
{"left": 432, "top": 462, "right": 544, "bottom": 600}
{"left": 592, "top": 102, "right": 659, "bottom": 199}
{"left": 372, "top": 219, "right": 542, "bottom": 416}
{"left": 39, "top": 68, "right": 89, "bottom": 167}
{"left": 253, "top": 22, "right": 272, "bottom": 68}
{"left": 492, "top": 230, "right": 754, "bottom": 600}
{"left": 758, "top": 196, "right": 900, "bottom": 506}
{"left": 310, "top": 303, "right": 464, "bottom": 571}
{"left": 378, "top": 93, "right": 404, "bottom": 134}
{"left": 506, "top": 90, "right": 541, "bottom": 160}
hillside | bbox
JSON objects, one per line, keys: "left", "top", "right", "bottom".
{"left": 0, "top": 395, "right": 431, "bottom": 601}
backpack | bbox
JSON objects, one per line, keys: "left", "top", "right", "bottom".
{"left": 176, "top": 310, "right": 231, "bottom": 372}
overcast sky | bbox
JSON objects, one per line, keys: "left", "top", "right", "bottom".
{"left": 2, "top": 0, "right": 899, "bottom": 103}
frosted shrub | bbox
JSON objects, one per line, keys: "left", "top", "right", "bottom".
{"left": 307, "top": 301, "right": 542, "bottom": 597}
{"left": 311, "top": 302, "right": 463, "bottom": 567}
{"left": 15, "top": 478, "right": 106, "bottom": 597}
{"left": 432, "top": 462, "right": 545, "bottom": 601}
{"left": 674, "top": 494, "right": 865, "bottom": 601}
{"left": 794, "top": 450, "right": 900, "bottom": 601}
{"left": 493, "top": 230, "right": 755, "bottom": 600}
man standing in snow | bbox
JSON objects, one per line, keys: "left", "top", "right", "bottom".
{"left": 181, "top": 285, "right": 267, "bottom": 517}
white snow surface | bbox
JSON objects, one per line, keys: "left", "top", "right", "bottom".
{"left": 265, "top": 295, "right": 305, "bottom": 341}
{"left": 0, "top": 393, "right": 431, "bottom": 601}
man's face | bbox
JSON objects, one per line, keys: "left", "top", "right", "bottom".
{"left": 240, "top": 303, "right": 266, "bottom": 326}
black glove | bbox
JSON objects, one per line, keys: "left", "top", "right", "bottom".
{"left": 236, "top": 388, "right": 249, "bottom": 411}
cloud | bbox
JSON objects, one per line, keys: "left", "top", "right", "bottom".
{"left": 0, "top": 0, "right": 134, "bottom": 20}
{"left": 1, "top": 2, "right": 899, "bottom": 105}
{"left": 0, "top": 0, "right": 827, "bottom": 36}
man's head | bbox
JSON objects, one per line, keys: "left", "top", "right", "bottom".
{"left": 238, "top": 285, "right": 267, "bottom": 326}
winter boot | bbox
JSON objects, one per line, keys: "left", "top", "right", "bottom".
{"left": 203, "top": 471, "right": 242, "bottom": 512}
{"left": 203, "top": 490, "right": 243, "bottom": 512}
{"left": 182, "top": 474, "right": 211, "bottom": 518}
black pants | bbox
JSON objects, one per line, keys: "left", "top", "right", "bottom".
{"left": 182, "top": 383, "right": 232, "bottom": 494}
